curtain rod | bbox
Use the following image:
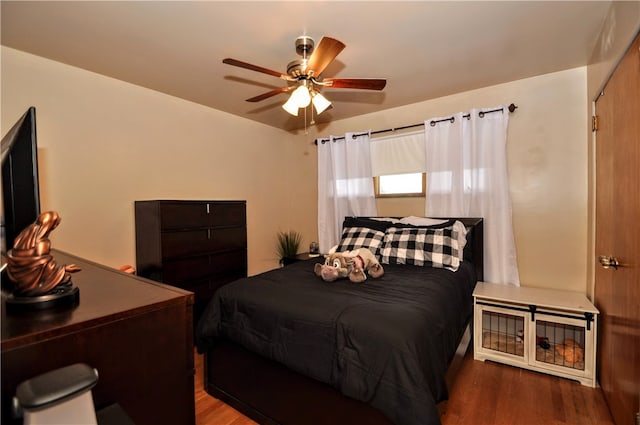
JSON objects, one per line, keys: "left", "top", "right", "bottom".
{"left": 316, "top": 103, "right": 518, "bottom": 145}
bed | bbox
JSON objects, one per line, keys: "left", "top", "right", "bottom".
{"left": 196, "top": 217, "right": 483, "bottom": 425}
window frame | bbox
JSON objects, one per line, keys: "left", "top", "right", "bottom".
{"left": 373, "top": 172, "right": 427, "bottom": 198}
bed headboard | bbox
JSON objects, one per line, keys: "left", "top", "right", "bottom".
{"left": 350, "top": 217, "right": 484, "bottom": 282}
{"left": 446, "top": 217, "right": 484, "bottom": 282}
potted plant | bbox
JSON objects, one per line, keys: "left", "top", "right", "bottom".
{"left": 276, "top": 230, "right": 303, "bottom": 266}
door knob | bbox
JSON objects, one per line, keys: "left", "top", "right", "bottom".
{"left": 598, "top": 255, "right": 620, "bottom": 270}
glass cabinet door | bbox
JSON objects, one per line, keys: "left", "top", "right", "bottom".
{"left": 530, "top": 313, "right": 592, "bottom": 378}
{"left": 534, "top": 319, "right": 585, "bottom": 370}
{"left": 478, "top": 304, "right": 528, "bottom": 362}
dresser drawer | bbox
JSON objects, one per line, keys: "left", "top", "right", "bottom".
{"left": 159, "top": 202, "right": 210, "bottom": 229}
{"left": 158, "top": 202, "right": 246, "bottom": 229}
{"left": 209, "top": 203, "right": 246, "bottom": 227}
{"left": 162, "top": 255, "right": 212, "bottom": 283}
{"left": 162, "top": 250, "right": 247, "bottom": 283}
{"left": 161, "top": 227, "right": 246, "bottom": 258}
{"left": 209, "top": 250, "right": 247, "bottom": 276}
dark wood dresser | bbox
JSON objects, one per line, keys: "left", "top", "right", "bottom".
{"left": 1, "top": 250, "right": 195, "bottom": 425}
{"left": 134, "top": 200, "right": 247, "bottom": 325}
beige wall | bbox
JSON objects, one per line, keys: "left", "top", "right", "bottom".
{"left": 1, "top": 47, "right": 318, "bottom": 275}
{"left": 2, "top": 47, "right": 602, "bottom": 295}
{"left": 308, "top": 68, "right": 590, "bottom": 293}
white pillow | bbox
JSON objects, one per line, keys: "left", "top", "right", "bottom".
{"left": 398, "top": 216, "right": 448, "bottom": 226}
{"left": 369, "top": 217, "right": 402, "bottom": 223}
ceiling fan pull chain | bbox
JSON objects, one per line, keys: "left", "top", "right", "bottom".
{"left": 309, "top": 104, "right": 316, "bottom": 128}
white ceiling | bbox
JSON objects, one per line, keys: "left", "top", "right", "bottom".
{"left": 1, "top": 1, "right": 611, "bottom": 132}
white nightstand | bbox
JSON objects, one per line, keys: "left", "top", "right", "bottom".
{"left": 473, "top": 282, "right": 599, "bottom": 387}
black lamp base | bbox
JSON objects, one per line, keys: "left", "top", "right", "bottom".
{"left": 5, "top": 284, "right": 80, "bottom": 314}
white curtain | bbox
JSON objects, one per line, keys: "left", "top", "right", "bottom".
{"left": 424, "top": 106, "right": 520, "bottom": 285}
{"left": 370, "top": 131, "right": 425, "bottom": 176}
{"left": 317, "top": 132, "right": 378, "bottom": 253}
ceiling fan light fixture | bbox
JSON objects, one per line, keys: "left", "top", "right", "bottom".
{"left": 291, "top": 84, "right": 311, "bottom": 108}
{"left": 282, "top": 94, "right": 299, "bottom": 116}
{"left": 312, "top": 91, "right": 331, "bottom": 114}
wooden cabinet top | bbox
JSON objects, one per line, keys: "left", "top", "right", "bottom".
{"left": 1, "top": 250, "right": 194, "bottom": 352}
{"left": 473, "top": 282, "right": 599, "bottom": 314}
{"left": 134, "top": 200, "right": 245, "bottom": 204}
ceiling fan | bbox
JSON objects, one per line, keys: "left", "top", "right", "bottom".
{"left": 222, "top": 36, "right": 387, "bottom": 117}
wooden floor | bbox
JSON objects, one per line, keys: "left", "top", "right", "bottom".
{"left": 194, "top": 349, "right": 614, "bottom": 425}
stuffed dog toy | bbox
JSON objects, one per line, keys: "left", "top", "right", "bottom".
{"left": 555, "top": 339, "right": 584, "bottom": 364}
{"left": 314, "top": 247, "right": 384, "bottom": 283}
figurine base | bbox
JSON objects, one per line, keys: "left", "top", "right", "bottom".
{"left": 5, "top": 285, "right": 80, "bottom": 314}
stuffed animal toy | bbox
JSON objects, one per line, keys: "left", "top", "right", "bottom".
{"left": 314, "top": 251, "right": 350, "bottom": 282}
{"left": 555, "top": 338, "right": 584, "bottom": 364}
{"left": 314, "top": 247, "right": 384, "bottom": 283}
{"left": 342, "top": 248, "right": 384, "bottom": 282}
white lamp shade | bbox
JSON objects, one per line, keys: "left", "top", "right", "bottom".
{"left": 282, "top": 94, "right": 299, "bottom": 116}
{"left": 291, "top": 85, "right": 311, "bottom": 107}
{"left": 312, "top": 92, "right": 331, "bottom": 114}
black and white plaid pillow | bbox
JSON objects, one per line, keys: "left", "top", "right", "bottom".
{"left": 336, "top": 227, "right": 385, "bottom": 257}
{"left": 380, "top": 227, "right": 461, "bottom": 271}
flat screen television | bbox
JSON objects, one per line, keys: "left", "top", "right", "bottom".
{"left": 1, "top": 107, "right": 41, "bottom": 256}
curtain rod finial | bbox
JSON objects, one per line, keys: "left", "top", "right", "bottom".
{"left": 508, "top": 103, "right": 517, "bottom": 113}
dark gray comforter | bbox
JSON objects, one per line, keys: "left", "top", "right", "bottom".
{"left": 196, "top": 258, "right": 476, "bottom": 425}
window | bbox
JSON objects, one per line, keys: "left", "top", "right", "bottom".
{"left": 374, "top": 172, "right": 426, "bottom": 198}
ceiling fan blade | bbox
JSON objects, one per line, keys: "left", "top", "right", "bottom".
{"left": 323, "top": 78, "right": 387, "bottom": 90}
{"left": 304, "top": 37, "right": 346, "bottom": 77}
{"left": 223, "top": 58, "right": 289, "bottom": 80}
{"left": 245, "top": 86, "right": 293, "bottom": 102}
